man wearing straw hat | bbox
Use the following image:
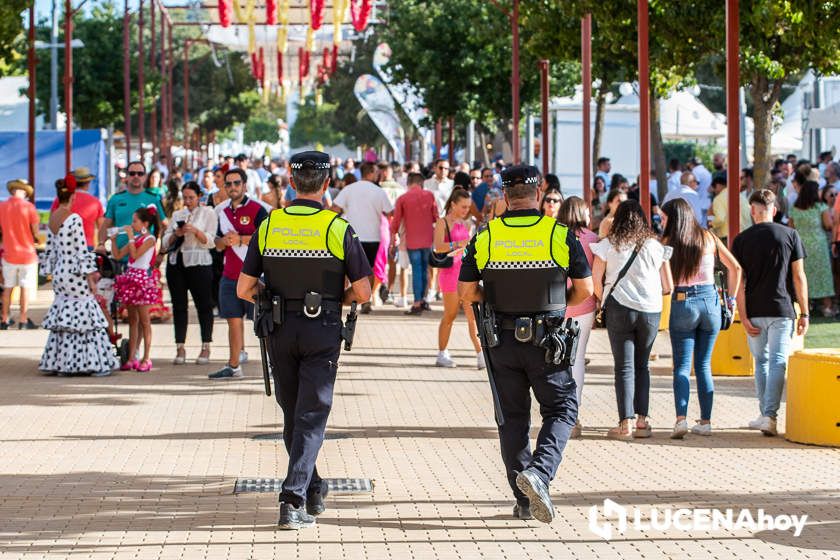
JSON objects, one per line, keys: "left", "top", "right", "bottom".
{"left": 0, "top": 179, "right": 40, "bottom": 330}
{"left": 49, "top": 167, "right": 104, "bottom": 249}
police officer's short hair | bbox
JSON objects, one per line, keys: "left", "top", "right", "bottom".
{"left": 289, "top": 151, "right": 331, "bottom": 194}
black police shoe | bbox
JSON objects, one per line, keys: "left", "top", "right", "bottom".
{"left": 515, "top": 469, "right": 555, "bottom": 524}
{"left": 513, "top": 501, "right": 533, "bottom": 520}
{"left": 306, "top": 481, "right": 329, "bottom": 516}
{"left": 278, "top": 502, "right": 316, "bottom": 530}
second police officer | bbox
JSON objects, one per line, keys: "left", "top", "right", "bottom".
{"left": 237, "top": 151, "right": 372, "bottom": 530}
{"left": 458, "top": 165, "right": 594, "bottom": 523}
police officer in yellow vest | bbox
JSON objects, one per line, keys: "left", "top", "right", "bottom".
{"left": 459, "top": 165, "right": 594, "bottom": 523}
{"left": 237, "top": 151, "right": 372, "bottom": 530}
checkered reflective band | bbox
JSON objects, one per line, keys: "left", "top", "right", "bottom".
{"left": 501, "top": 174, "right": 541, "bottom": 188}
{"left": 485, "top": 260, "right": 556, "bottom": 270}
{"left": 234, "top": 478, "right": 373, "bottom": 494}
{"left": 290, "top": 161, "right": 330, "bottom": 170}
{"left": 263, "top": 248, "right": 332, "bottom": 258}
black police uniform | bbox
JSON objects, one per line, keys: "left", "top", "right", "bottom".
{"left": 241, "top": 151, "right": 372, "bottom": 520}
{"left": 459, "top": 165, "right": 592, "bottom": 518}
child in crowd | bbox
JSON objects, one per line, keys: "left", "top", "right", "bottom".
{"left": 112, "top": 206, "right": 161, "bottom": 372}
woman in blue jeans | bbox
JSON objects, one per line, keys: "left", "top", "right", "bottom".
{"left": 661, "top": 199, "right": 741, "bottom": 438}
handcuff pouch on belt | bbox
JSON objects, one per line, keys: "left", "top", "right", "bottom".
{"left": 303, "top": 292, "right": 322, "bottom": 318}
{"left": 508, "top": 313, "right": 581, "bottom": 368}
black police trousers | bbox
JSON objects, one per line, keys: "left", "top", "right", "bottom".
{"left": 488, "top": 330, "right": 579, "bottom": 503}
{"left": 267, "top": 310, "right": 342, "bottom": 507}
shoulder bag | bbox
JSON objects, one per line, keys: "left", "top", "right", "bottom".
{"left": 712, "top": 234, "right": 734, "bottom": 331}
{"left": 430, "top": 219, "right": 454, "bottom": 268}
{"left": 594, "top": 244, "right": 640, "bottom": 328}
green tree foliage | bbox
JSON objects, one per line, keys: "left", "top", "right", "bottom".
{"left": 0, "top": 0, "right": 28, "bottom": 77}
{"left": 733, "top": 1, "right": 840, "bottom": 188}
{"left": 381, "top": 0, "right": 576, "bottom": 143}
{"left": 290, "top": 33, "right": 385, "bottom": 149}
{"left": 31, "top": 1, "right": 136, "bottom": 128}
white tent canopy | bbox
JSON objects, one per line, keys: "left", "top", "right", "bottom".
{"left": 612, "top": 89, "right": 725, "bottom": 140}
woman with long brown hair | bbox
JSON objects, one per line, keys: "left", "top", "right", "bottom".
{"left": 591, "top": 199, "right": 673, "bottom": 439}
{"left": 662, "top": 198, "right": 741, "bottom": 438}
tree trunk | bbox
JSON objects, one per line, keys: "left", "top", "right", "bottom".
{"left": 592, "top": 80, "right": 609, "bottom": 173}
{"left": 750, "top": 76, "right": 783, "bottom": 191}
{"left": 650, "top": 90, "right": 668, "bottom": 202}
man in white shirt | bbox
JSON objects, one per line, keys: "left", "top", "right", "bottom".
{"left": 332, "top": 161, "right": 394, "bottom": 313}
{"left": 662, "top": 171, "right": 705, "bottom": 225}
{"left": 687, "top": 156, "right": 712, "bottom": 217}
{"left": 595, "top": 156, "right": 612, "bottom": 185}
{"left": 667, "top": 158, "right": 682, "bottom": 194}
{"left": 234, "top": 153, "right": 265, "bottom": 200}
{"left": 824, "top": 161, "right": 840, "bottom": 191}
{"left": 423, "top": 159, "right": 454, "bottom": 211}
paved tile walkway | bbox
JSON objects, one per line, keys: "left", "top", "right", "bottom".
{"left": 1, "top": 295, "right": 838, "bottom": 559}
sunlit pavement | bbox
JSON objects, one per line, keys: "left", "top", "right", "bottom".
{"left": 0, "top": 291, "right": 838, "bottom": 559}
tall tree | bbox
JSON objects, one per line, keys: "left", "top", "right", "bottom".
{"left": 381, "top": 0, "right": 575, "bottom": 153}
{"left": 735, "top": 1, "right": 840, "bottom": 188}
{"left": 0, "top": 0, "right": 28, "bottom": 77}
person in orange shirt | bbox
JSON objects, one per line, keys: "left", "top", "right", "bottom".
{"left": 0, "top": 179, "right": 40, "bottom": 329}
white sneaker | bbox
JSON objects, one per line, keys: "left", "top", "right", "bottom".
{"left": 476, "top": 352, "right": 486, "bottom": 370}
{"left": 671, "top": 419, "right": 689, "bottom": 439}
{"left": 760, "top": 417, "right": 778, "bottom": 436}
{"left": 436, "top": 351, "right": 457, "bottom": 368}
{"left": 748, "top": 415, "right": 768, "bottom": 430}
{"left": 239, "top": 351, "right": 249, "bottom": 364}
{"left": 394, "top": 296, "right": 406, "bottom": 309}
{"left": 691, "top": 422, "right": 712, "bottom": 436}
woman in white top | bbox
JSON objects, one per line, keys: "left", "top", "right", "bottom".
{"left": 162, "top": 181, "right": 219, "bottom": 365}
{"left": 591, "top": 199, "right": 673, "bottom": 439}
{"left": 662, "top": 198, "right": 741, "bottom": 439}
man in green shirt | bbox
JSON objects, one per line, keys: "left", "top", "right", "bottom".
{"left": 97, "top": 161, "right": 166, "bottom": 254}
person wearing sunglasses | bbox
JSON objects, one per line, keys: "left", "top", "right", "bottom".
{"left": 540, "top": 187, "right": 564, "bottom": 219}
{"left": 423, "top": 158, "right": 454, "bottom": 212}
{"left": 97, "top": 161, "right": 166, "bottom": 257}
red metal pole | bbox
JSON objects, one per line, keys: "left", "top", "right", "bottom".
{"left": 726, "top": 0, "right": 740, "bottom": 246}
{"left": 511, "top": 0, "right": 520, "bottom": 164}
{"left": 138, "top": 0, "right": 145, "bottom": 161}
{"left": 64, "top": 0, "right": 73, "bottom": 171}
{"left": 160, "top": 11, "right": 166, "bottom": 160}
{"left": 448, "top": 116, "right": 454, "bottom": 166}
{"left": 582, "top": 14, "right": 592, "bottom": 205}
{"left": 539, "top": 59, "right": 550, "bottom": 178}
{"left": 184, "top": 40, "right": 190, "bottom": 155}
{"left": 123, "top": 0, "right": 132, "bottom": 161}
{"left": 167, "top": 22, "right": 173, "bottom": 162}
{"left": 28, "top": 5, "right": 36, "bottom": 192}
{"left": 434, "top": 119, "right": 442, "bottom": 160}
{"left": 637, "top": 0, "right": 651, "bottom": 220}
{"left": 151, "top": 0, "right": 157, "bottom": 160}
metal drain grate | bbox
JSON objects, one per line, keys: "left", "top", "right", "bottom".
{"left": 234, "top": 478, "right": 373, "bottom": 494}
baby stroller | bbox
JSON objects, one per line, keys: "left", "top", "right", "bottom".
{"left": 95, "top": 253, "right": 131, "bottom": 367}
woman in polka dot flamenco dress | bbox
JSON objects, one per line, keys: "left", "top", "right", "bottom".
{"left": 112, "top": 206, "right": 161, "bottom": 372}
{"left": 39, "top": 176, "right": 117, "bottom": 376}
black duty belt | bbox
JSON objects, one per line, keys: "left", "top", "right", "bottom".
{"left": 285, "top": 299, "right": 342, "bottom": 314}
{"left": 499, "top": 313, "right": 564, "bottom": 330}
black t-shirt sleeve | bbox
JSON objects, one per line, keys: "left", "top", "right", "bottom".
{"left": 566, "top": 230, "right": 592, "bottom": 279}
{"left": 790, "top": 229, "right": 805, "bottom": 261}
{"left": 241, "top": 232, "right": 263, "bottom": 277}
{"left": 458, "top": 233, "right": 482, "bottom": 282}
{"left": 343, "top": 224, "right": 373, "bottom": 282}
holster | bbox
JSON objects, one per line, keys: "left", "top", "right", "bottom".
{"left": 341, "top": 302, "right": 358, "bottom": 351}
{"left": 254, "top": 288, "right": 278, "bottom": 338}
{"left": 480, "top": 304, "right": 501, "bottom": 348}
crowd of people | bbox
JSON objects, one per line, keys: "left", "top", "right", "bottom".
{"left": 0, "top": 146, "right": 836, "bottom": 440}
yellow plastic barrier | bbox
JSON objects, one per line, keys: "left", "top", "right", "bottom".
{"left": 711, "top": 310, "right": 804, "bottom": 376}
{"left": 786, "top": 349, "right": 840, "bottom": 447}
{"left": 659, "top": 294, "right": 671, "bottom": 331}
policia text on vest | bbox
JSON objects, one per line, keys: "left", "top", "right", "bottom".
{"left": 458, "top": 164, "right": 594, "bottom": 525}
{"left": 236, "top": 150, "right": 373, "bottom": 531}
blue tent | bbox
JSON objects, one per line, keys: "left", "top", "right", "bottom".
{"left": 0, "top": 130, "right": 108, "bottom": 211}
